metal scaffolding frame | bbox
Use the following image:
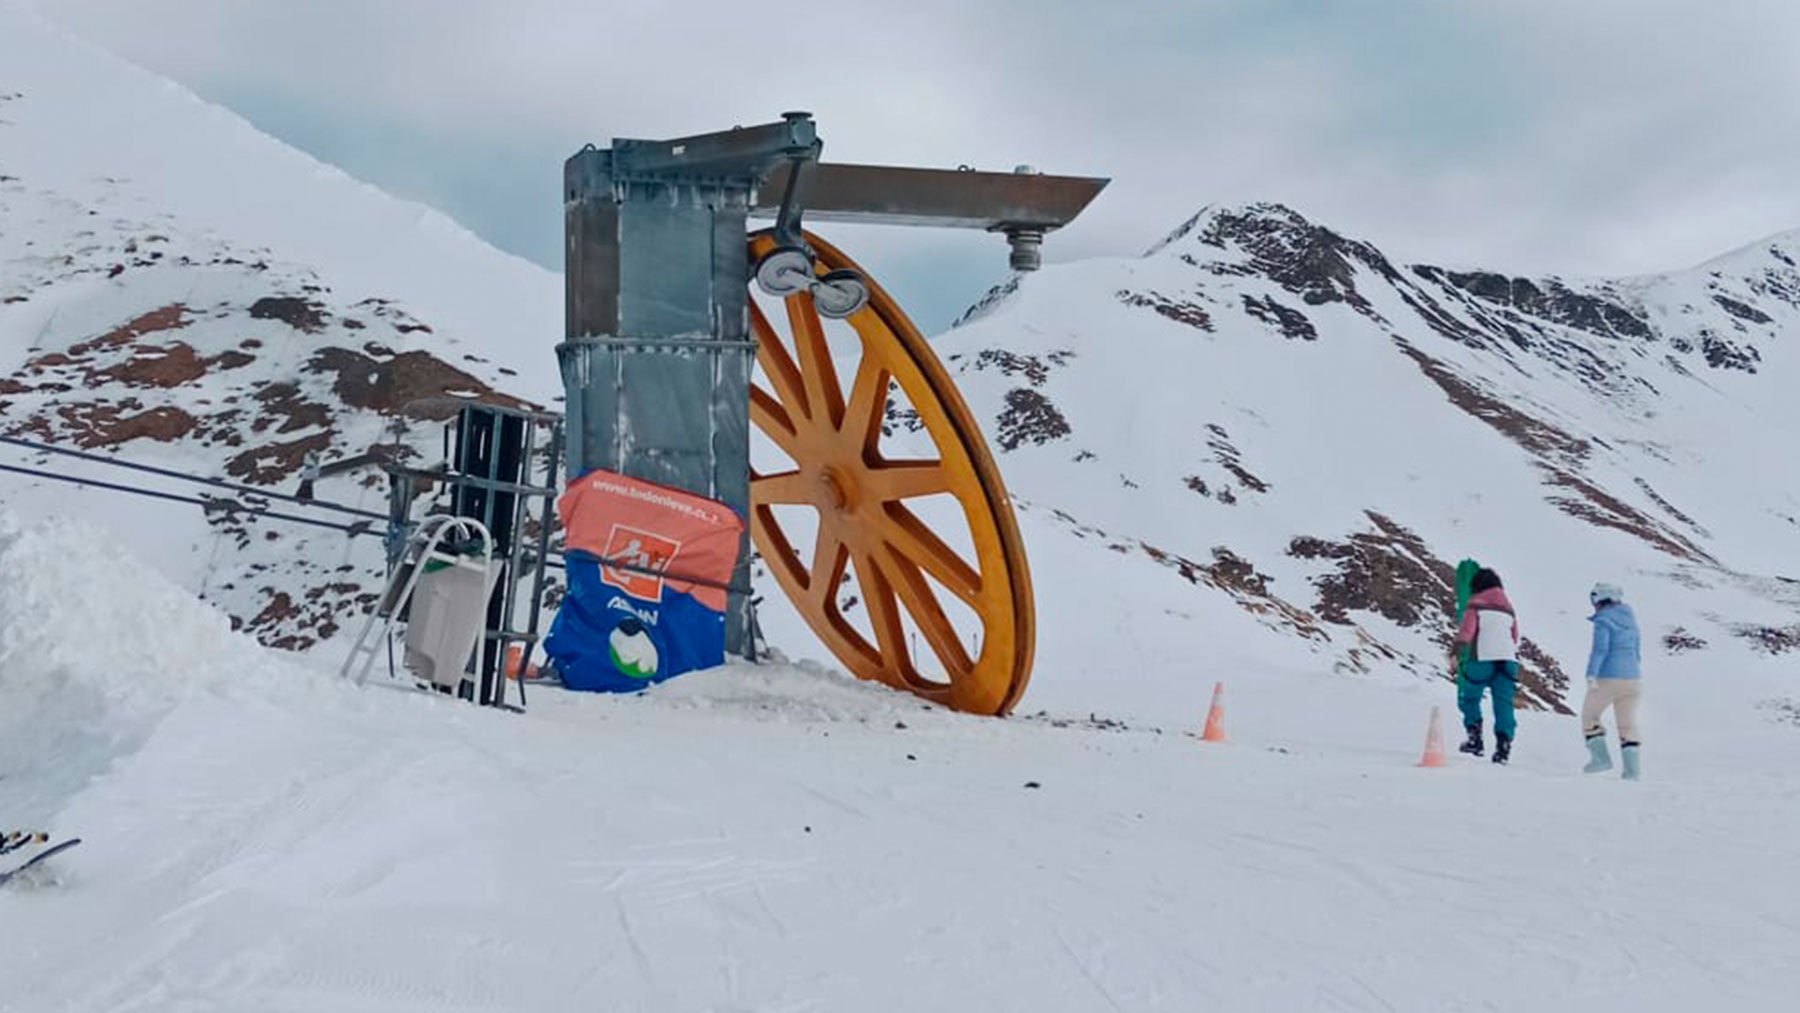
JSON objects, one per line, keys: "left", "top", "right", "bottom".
{"left": 374, "top": 400, "right": 565, "bottom": 710}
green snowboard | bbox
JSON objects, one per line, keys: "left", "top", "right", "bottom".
{"left": 1452, "top": 558, "right": 1481, "bottom": 680}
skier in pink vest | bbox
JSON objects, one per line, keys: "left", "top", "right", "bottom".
{"left": 1453, "top": 567, "right": 1521, "bottom": 764}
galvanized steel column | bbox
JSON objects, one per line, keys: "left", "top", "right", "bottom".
{"left": 560, "top": 147, "right": 754, "bottom": 656}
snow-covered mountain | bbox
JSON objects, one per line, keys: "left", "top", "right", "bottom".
{"left": 4, "top": 0, "right": 1797, "bottom": 727}
{"left": 0, "top": 2, "right": 560, "bottom": 649}
{"left": 893, "top": 203, "right": 1800, "bottom": 715}
{"left": 751, "top": 206, "right": 1800, "bottom": 718}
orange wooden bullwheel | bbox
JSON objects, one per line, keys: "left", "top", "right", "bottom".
{"left": 747, "top": 231, "right": 1034, "bottom": 716}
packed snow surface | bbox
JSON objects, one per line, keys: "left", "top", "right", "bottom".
{"left": 5, "top": 3, "right": 1800, "bottom": 1008}
{"left": 5, "top": 511, "right": 1799, "bottom": 1012}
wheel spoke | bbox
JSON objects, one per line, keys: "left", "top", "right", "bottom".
{"left": 810, "top": 517, "right": 846, "bottom": 609}
{"left": 881, "top": 503, "right": 983, "bottom": 608}
{"left": 853, "top": 548, "right": 910, "bottom": 677}
{"left": 751, "top": 300, "right": 811, "bottom": 421}
{"left": 863, "top": 461, "right": 952, "bottom": 503}
{"left": 750, "top": 387, "right": 803, "bottom": 460}
{"left": 878, "top": 549, "right": 973, "bottom": 679}
{"left": 787, "top": 294, "right": 844, "bottom": 430}
{"left": 752, "top": 469, "right": 810, "bottom": 506}
{"left": 753, "top": 505, "right": 810, "bottom": 590}
{"left": 840, "top": 354, "right": 888, "bottom": 455}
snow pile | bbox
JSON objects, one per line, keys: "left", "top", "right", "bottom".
{"left": 644, "top": 655, "right": 960, "bottom": 725}
{"left": 0, "top": 508, "right": 313, "bottom": 824}
{"left": 0, "top": 0, "right": 558, "bottom": 650}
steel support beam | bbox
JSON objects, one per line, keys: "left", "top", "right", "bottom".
{"left": 752, "top": 162, "right": 1108, "bottom": 230}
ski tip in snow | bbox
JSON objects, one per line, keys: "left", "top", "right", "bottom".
{"left": 0, "top": 837, "right": 82, "bottom": 888}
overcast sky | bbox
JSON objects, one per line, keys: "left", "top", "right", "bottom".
{"left": 30, "top": 0, "right": 1800, "bottom": 330}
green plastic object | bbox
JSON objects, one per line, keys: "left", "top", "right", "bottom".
{"left": 422, "top": 542, "right": 486, "bottom": 574}
{"left": 1452, "top": 558, "right": 1481, "bottom": 679}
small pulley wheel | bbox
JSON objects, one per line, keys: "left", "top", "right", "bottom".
{"left": 811, "top": 269, "right": 870, "bottom": 319}
{"left": 754, "top": 245, "right": 815, "bottom": 297}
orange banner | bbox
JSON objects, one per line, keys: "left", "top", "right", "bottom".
{"left": 557, "top": 471, "right": 745, "bottom": 612}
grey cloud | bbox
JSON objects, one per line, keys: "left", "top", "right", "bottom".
{"left": 29, "top": 0, "right": 1800, "bottom": 328}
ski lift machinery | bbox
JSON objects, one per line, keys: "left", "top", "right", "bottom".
{"left": 562, "top": 112, "right": 1106, "bottom": 715}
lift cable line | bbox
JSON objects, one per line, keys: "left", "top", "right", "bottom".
{"left": 0, "top": 434, "right": 386, "bottom": 521}
{"left": 0, "top": 460, "right": 380, "bottom": 538}
{"left": 0, "top": 438, "right": 751, "bottom": 589}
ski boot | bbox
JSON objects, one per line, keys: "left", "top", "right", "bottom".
{"left": 1492, "top": 733, "right": 1512, "bottom": 765}
{"left": 1583, "top": 734, "right": 1613, "bottom": 774}
{"left": 1458, "top": 722, "right": 1484, "bottom": 757}
{"left": 1, "top": 831, "right": 48, "bottom": 857}
{"left": 1620, "top": 742, "right": 1641, "bottom": 781}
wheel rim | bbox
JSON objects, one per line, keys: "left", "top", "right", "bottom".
{"left": 747, "top": 231, "right": 1034, "bottom": 715}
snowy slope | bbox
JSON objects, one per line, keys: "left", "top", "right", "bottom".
{"left": 868, "top": 203, "right": 1800, "bottom": 719}
{"left": 3, "top": 0, "right": 1797, "bottom": 732}
{"left": 0, "top": 1, "right": 558, "bottom": 648}
{"left": 6, "top": 511, "right": 1800, "bottom": 1011}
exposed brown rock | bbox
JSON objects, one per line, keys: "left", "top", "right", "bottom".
{"left": 1635, "top": 478, "right": 1706, "bottom": 534}
{"left": 89, "top": 304, "right": 191, "bottom": 350}
{"left": 52, "top": 402, "right": 197, "bottom": 447}
{"left": 1117, "top": 290, "right": 1214, "bottom": 331}
{"left": 1136, "top": 540, "right": 1327, "bottom": 644}
{"left": 1241, "top": 294, "right": 1318, "bottom": 341}
{"left": 1422, "top": 268, "right": 1653, "bottom": 340}
{"left": 225, "top": 431, "right": 333, "bottom": 485}
{"left": 1393, "top": 338, "right": 1590, "bottom": 465}
{"left": 1541, "top": 466, "right": 1713, "bottom": 563}
{"left": 1712, "top": 293, "right": 1773, "bottom": 325}
{"left": 251, "top": 382, "right": 332, "bottom": 435}
{"left": 1206, "top": 425, "right": 1270, "bottom": 495}
{"left": 970, "top": 348, "right": 1074, "bottom": 388}
{"left": 994, "top": 388, "right": 1071, "bottom": 451}
{"left": 249, "top": 296, "right": 327, "bottom": 333}
{"left": 95, "top": 341, "right": 210, "bottom": 388}
{"left": 306, "top": 347, "right": 524, "bottom": 419}
{"left": 1735, "top": 625, "right": 1800, "bottom": 655}
{"left": 1664, "top": 628, "right": 1708, "bottom": 654}
{"left": 1187, "top": 204, "right": 1392, "bottom": 315}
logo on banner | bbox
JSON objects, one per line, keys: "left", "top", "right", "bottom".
{"left": 600, "top": 523, "right": 681, "bottom": 602}
{"left": 609, "top": 620, "right": 660, "bottom": 680}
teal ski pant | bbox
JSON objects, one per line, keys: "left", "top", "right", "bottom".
{"left": 1458, "top": 661, "right": 1518, "bottom": 738}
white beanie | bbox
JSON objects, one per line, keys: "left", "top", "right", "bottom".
{"left": 1590, "top": 582, "right": 1624, "bottom": 604}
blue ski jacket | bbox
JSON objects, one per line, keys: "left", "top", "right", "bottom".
{"left": 1586, "top": 602, "right": 1641, "bottom": 680}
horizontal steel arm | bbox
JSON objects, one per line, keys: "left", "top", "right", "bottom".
{"left": 753, "top": 162, "right": 1109, "bottom": 230}
{"left": 610, "top": 116, "right": 820, "bottom": 183}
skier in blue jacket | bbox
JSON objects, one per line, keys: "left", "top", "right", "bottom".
{"left": 1581, "top": 582, "right": 1642, "bottom": 780}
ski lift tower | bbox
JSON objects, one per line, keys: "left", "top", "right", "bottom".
{"left": 560, "top": 112, "right": 1105, "bottom": 715}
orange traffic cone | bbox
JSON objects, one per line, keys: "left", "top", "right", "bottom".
{"left": 1201, "top": 681, "right": 1228, "bottom": 743}
{"left": 1418, "top": 705, "right": 1449, "bottom": 768}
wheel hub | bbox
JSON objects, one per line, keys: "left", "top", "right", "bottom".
{"left": 817, "top": 466, "right": 856, "bottom": 513}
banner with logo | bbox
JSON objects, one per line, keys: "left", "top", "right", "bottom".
{"left": 543, "top": 469, "right": 745, "bottom": 693}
